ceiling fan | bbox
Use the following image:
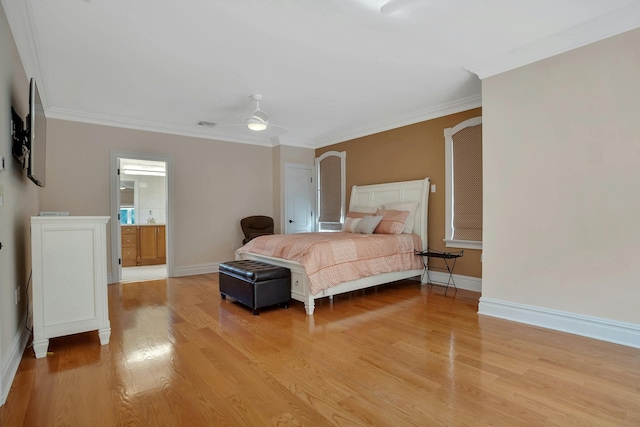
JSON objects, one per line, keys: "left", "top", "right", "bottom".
{"left": 201, "top": 94, "right": 288, "bottom": 134}
{"left": 245, "top": 94, "right": 272, "bottom": 131}
{"left": 379, "top": 0, "right": 420, "bottom": 15}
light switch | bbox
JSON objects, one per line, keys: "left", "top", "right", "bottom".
{"left": 431, "top": 184, "right": 436, "bottom": 193}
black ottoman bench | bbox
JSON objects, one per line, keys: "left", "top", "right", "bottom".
{"left": 219, "top": 260, "right": 291, "bottom": 315}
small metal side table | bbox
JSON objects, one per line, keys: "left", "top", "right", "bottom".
{"left": 415, "top": 248, "right": 464, "bottom": 296}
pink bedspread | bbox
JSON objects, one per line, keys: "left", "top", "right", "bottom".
{"left": 236, "top": 232, "right": 423, "bottom": 295}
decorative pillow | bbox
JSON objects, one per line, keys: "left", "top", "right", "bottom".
{"left": 383, "top": 201, "right": 419, "bottom": 234}
{"left": 354, "top": 215, "right": 384, "bottom": 234}
{"left": 343, "top": 217, "right": 362, "bottom": 233}
{"left": 374, "top": 209, "right": 410, "bottom": 235}
{"left": 343, "top": 210, "right": 374, "bottom": 232}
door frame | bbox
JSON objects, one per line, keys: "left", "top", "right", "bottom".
{"left": 315, "top": 151, "right": 346, "bottom": 232}
{"left": 109, "top": 151, "right": 173, "bottom": 283}
{"left": 284, "top": 162, "right": 315, "bottom": 234}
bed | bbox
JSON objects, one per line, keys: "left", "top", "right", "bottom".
{"left": 236, "top": 177, "right": 430, "bottom": 315}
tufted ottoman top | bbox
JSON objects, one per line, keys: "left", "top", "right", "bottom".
{"left": 219, "top": 260, "right": 290, "bottom": 283}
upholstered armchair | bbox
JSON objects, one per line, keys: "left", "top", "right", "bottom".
{"left": 240, "top": 216, "right": 274, "bottom": 245}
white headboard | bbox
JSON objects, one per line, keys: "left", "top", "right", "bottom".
{"left": 349, "top": 178, "right": 430, "bottom": 249}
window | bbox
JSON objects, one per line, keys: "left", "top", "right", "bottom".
{"left": 120, "top": 208, "right": 135, "bottom": 225}
{"left": 316, "top": 151, "right": 346, "bottom": 232}
{"left": 444, "top": 117, "right": 482, "bottom": 249}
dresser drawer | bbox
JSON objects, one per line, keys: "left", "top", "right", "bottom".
{"left": 121, "top": 235, "right": 137, "bottom": 247}
{"left": 122, "top": 247, "right": 137, "bottom": 267}
{"left": 121, "top": 226, "right": 137, "bottom": 235}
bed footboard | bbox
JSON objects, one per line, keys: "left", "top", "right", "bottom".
{"left": 236, "top": 251, "right": 421, "bottom": 315}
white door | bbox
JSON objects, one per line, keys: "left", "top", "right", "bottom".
{"left": 284, "top": 163, "right": 315, "bottom": 234}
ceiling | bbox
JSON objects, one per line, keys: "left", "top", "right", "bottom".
{"left": 5, "top": 0, "right": 640, "bottom": 148}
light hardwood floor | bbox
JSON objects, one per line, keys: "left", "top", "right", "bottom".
{"left": 1, "top": 274, "right": 639, "bottom": 426}
{"left": 121, "top": 264, "right": 167, "bottom": 283}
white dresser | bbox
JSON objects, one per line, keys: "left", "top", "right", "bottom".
{"left": 31, "top": 216, "right": 111, "bottom": 358}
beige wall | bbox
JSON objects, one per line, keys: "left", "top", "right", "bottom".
{"left": 482, "top": 28, "right": 640, "bottom": 324}
{"left": 0, "top": 3, "right": 40, "bottom": 401}
{"left": 317, "top": 108, "right": 483, "bottom": 279}
{"left": 41, "top": 120, "right": 274, "bottom": 272}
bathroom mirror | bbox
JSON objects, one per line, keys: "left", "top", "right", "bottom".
{"left": 120, "top": 180, "right": 136, "bottom": 224}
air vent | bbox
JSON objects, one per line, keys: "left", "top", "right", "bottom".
{"left": 197, "top": 121, "right": 216, "bottom": 127}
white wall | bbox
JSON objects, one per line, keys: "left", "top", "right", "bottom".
{"left": 480, "top": 29, "right": 640, "bottom": 341}
{"left": 0, "top": 3, "right": 40, "bottom": 404}
{"left": 137, "top": 175, "right": 166, "bottom": 225}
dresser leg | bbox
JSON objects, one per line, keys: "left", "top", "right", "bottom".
{"left": 33, "top": 338, "right": 49, "bottom": 358}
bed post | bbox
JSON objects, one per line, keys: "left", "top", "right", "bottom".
{"left": 304, "top": 296, "right": 315, "bottom": 315}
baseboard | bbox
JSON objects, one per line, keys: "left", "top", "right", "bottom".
{"left": 478, "top": 297, "right": 640, "bottom": 349}
{"left": 1, "top": 327, "right": 30, "bottom": 406}
{"left": 172, "top": 262, "right": 219, "bottom": 277}
{"left": 423, "top": 270, "right": 482, "bottom": 292}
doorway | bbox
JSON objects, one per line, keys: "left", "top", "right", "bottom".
{"left": 109, "top": 151, "right": 173, "bottom": 283}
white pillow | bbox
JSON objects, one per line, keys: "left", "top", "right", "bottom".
{"left": 383, "top": 201, "right": 419, "bottom": 234}
{"left": 354, "top": 215, "right": 383, "bottom": 234}
{"left": 350, "top": 205, "right": 378, "bottom": 214}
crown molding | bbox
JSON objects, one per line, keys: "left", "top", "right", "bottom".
{"left": 46, "top": 107, "right": 276, "bottom": 147}
{"left": 274, "top": 134, "right": 316, "bottom": 149}
{"left": 46, "top": 107, "right": 318, "bottom": 148}
{"left": 313, "top": 93, "right": 482, "bottom": 148}
{"left": 465, "top": 2, "right": 640, "bottom": 79}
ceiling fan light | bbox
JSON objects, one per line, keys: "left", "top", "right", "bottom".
{"left": 248, "top": 123, "right": 267, "bottom": 131}
{"left": 247, "top": 118, "right": 267, "bottom": 131}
